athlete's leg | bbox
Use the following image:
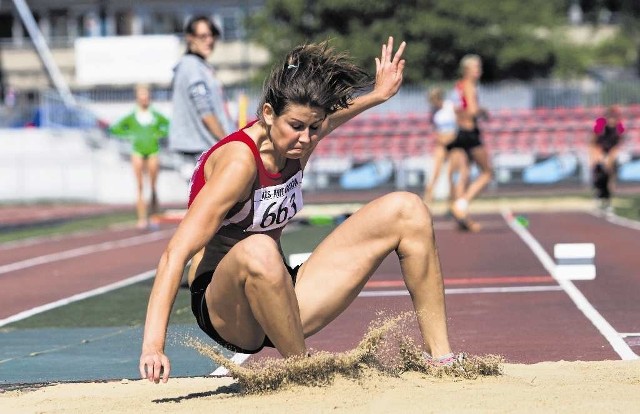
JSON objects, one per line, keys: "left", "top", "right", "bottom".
{"left": 605, "top": 148, "right": 622, "bottom": 198}
{"left": 205, "top": 234, "right": 306, "bottom": 356}
{"left": 448, "top": 149, "right": 476, "bottom": 231}
{"left": 448, "top": 149, "right": 469, "bottom": 202}
{"left": 147, "top": 154, "right": 160, "bottom": 216}
{"left": 131, "top": 154, "right": 148, "bottom": 229}
{"left": 295, "top": 192, "right": 451, "bottom": 358}
{"left": 423, "top": 145, "right": 446, "bottom": 204}
{"left": 461, "top": 145, "right": 492, "bottom": 204}
{"left": 590, "top": 147, "right": 608, "bottom": 199}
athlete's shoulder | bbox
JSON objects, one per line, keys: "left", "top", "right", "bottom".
{"left": 593, "top": 117, "right": 606, "bottom": 134}
{"left": 175, "top": 54, "right": 208, "bottom": 76}
{"left": 210, "top": 133, "right": 257, "bottom": 167}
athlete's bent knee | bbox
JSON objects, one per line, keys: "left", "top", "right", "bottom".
{"left": 240, "top": 235, "right": 289, "bottom": 286}
{"left": 387, "top": 192, "right": 434, "bottom": 228}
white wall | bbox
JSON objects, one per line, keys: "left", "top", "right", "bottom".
{"left": 0, "top": 128, "right": 189, "bottom": 204}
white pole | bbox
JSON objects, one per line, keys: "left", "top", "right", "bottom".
{"left": 12, "top": 0, "right": 77, "bottom": 107}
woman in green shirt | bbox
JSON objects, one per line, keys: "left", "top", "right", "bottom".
{"left": 109, "top": 85, "right": 170, "bottom": 229}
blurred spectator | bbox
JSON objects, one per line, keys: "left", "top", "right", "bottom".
{"left": 168, "top": 15, "right": 234, "bottom": 179}
{"left": 590, "top": 104, "right": 625, "bottom": 213}
{"left": 448, "top": 54, "right": 493, "bottom": 232}
{"left": 109, "top": 84, "right": 169, "bottom": 229}
{"left": 422, "top": 87, "right": 464, "bottom": 205}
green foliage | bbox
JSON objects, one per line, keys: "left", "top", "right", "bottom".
{"left": 551, "top": 41, "right": 593, "bottom": 79}
{"left": 593, "top": 33, "right": 637, "bottom": 66}
{"left": 248, "top": 0, "right": 566, "bottom": 84}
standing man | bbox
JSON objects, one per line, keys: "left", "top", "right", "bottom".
{"left": 169, "top": 15, "right": 234, "bottom": 178}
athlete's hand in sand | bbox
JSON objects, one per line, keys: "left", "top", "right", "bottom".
{"left": 140, "top": 349, "right": 171, "bottom": 383}
{"left": 373, "top": 36, "right": 406, "bottom": 102}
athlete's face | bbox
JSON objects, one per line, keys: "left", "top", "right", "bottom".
{"left": 263, "top": 103, "right": 326, "bottom": 159}
{"left": 136, "top": 87, "right": 150, "bottom": 109}
{"left": 606, "top": 107, "right": 621, "bottom": 125}
{"left": 466, "top": 60, "right": 482, "bottom": 81}
{"left": 188, "top": 21, "right": 216, "bottom": 57}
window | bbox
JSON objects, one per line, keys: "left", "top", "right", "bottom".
{"left": 143, "top": 12, "right": 182, "bottom": 35}
{"left": 0, "top": 13, "right": 13, "bottom": 38}
{"left": 219, "top": 9, "right": 245, "bottom": 41}
{"left": 50, "top": 9, "right": 69, "bottom": 38}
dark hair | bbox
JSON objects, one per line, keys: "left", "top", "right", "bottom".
{"left": 184, "top": 15, "right": 220, "bottom": 37}
{"left": 257, "top": 41, "right": 373, "bottom": 119}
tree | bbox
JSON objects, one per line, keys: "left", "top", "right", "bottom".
{"left": 617, "top": 0, "right": 640, "bottom": 76}
{"left": 247, "top": 0, "right": 565, "bottom": 84}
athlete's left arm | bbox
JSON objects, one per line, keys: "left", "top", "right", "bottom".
{"left": 321, "top": 37, "right": 406, "bottom": 138}
{"left": 153, "top": 110, "right": 170, "bottom": 139}
{"left": 108, "top": 113, "right": 134, "bottom": 139}
{"left": 608, "top": 125, "right": 625, "bottom": 160}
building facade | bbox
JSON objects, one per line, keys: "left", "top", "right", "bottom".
{"left": 0, "top": 0, "right": 267, "bottom": 92}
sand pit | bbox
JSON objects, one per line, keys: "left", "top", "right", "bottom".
{"left": 1, "top": 360, "right": 639, "bottom": 413}
{"left": 3, "top": 313, "right": 640, "bottom": 413}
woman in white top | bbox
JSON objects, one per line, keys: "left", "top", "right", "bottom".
{"left": 422, "top": 87, "right": 468, "bottom": 204}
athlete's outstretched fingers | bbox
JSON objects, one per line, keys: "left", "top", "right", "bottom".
{"left": 385, "top": 36, "right": 393, "bottom": 61}
{"left": 373, "top": 37, "right": 406, "bottom": 100}
{"left": 393, "top": 41, "right": 406, "bottom": 65}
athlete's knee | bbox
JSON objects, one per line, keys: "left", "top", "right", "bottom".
{"left": 385, "top": 192, "right": 434, "bottom": 230}
{"left": 239, "top": 235, "right": 288, "bottom": 286}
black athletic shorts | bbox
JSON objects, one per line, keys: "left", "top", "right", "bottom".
{"left": 445, "top": 128, "right": 483, "bottom": 157}
{"left": 190, "top": 261, "right": 301, "bottom": 354}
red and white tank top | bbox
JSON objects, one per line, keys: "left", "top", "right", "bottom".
{"left": 454, "top": 81, "right": 469, "bottom": 110}
{"left": 188, "top": 124, "right": 303, "bottom": 237}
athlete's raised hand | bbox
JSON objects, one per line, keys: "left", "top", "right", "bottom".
{"left": 373, "top": 36, "right": 406, "bottom": 101}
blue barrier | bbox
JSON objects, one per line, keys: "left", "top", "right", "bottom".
{"left": 522, "top": 154, "right": 578, "bottom": 184}
{"left": 340, "top": 159, "right": 394, "bottom": 190}
{"left": 618, "top": 159, "right": 640, "bottom": 182}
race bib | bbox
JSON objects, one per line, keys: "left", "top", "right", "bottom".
{"left": 248, "top": 171, "right": 303, "bottom": 232}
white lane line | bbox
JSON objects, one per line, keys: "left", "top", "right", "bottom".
{"left": 359, "top": 285, "right": 563, "bottom": 297}
{"left": 0, "top": 222, "right": 136, "bottom": 250}
{"left": 211, "top": 353, "right": 251, "bottom": 377}
{"left": 0, "top": 270, "right": 156, "bottom": 327}
{"left": 0, "top": 229, "right": 173, "bottom": 276}
{"left": 587, "top": 211, "right": 640, "bottom": 231}
{"left": 501, "top": 208, "right": 639, "bottom": 360}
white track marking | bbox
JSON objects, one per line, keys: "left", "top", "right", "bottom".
{"left": 0, "top": 229, "right": 173, "bottom": 276}
{"left": 210, "top": 353, "right": 251, "bottom": 377}
{"left": 358, "top": 285, "right": 563, "bottom": 297}
{"left": 587, "top": 210, "right": 640, "bottom": 231}
{"left": 0, "top": 222, "right": 136, "bottom": 250}
{"left": 501, "top": 208, "right": 638, "bottom": 360}
{"left": 0, "top": 270, "right": 156, "bottom": 327}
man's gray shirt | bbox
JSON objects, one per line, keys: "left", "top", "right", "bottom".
{"left": 169, "top": 54, "right": 234, "bottom": 153}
